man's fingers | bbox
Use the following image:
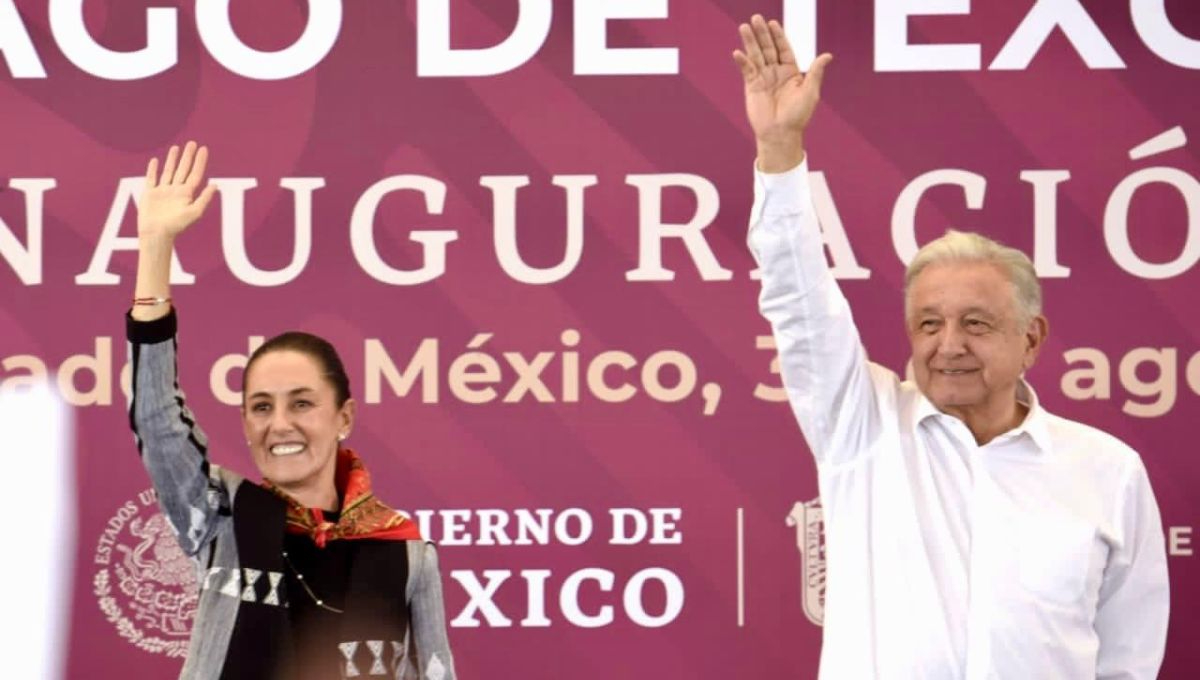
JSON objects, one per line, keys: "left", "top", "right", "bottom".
{"left": 173, "top": 141, "right": 197, "bottom": 184}
{"left": 732, "top": 51, "right": 757, "bottom": 81}
{"left": 184, "top": 146, "right": 209, "bottom": 189}
{"left": 738, "top": 23, "right": 764, "bottom": 69}
{"left": 160, "top": 145, "right": 180, "bottom": 188}
{"left": 768, "top": 20, "right": 796, "bottom": 66}
{"left": 752, "top": 15, "right": 778, "bottom": 65}
{"left": 806, "top": 53, "right": 834, "bottom": 95}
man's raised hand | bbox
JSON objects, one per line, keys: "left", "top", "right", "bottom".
{"left": 733, "top": 15, "right": 832, "bottom": 172}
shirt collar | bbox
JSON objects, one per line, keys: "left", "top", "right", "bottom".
{"left": 1011, "top": 381, "right": 1054, "bottom": 453}
{"left": 913, "top": 380, "right": 1053, "bottom": 454}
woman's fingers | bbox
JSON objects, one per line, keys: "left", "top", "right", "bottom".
{"left": 145, "top": 157, "right": 158, "bottom": 188}
{"left": 190, "top": 184, "right": 218, "bottom": 220}
{"left": 184, "top": 145, "right": 209, "bottom": 189}
{"left": 173, "top": 141, "right": 197, "bottom": 185}
{"left": 159, "top": 145, "right": 180, "bottom": 187}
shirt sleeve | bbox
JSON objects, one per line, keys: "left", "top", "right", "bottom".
{"left": 747, "top": 160, "right": 885, "bottom": 466}
{"left": 126, "top": 308, "right": 227, "bottom": 557}
{"left": 1093, "top": 460, "right": 1170, "bottom": 679}
{"left": 406, "top": 541, "right": 456, "bottom": 680}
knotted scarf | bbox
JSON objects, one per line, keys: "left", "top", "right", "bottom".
{"left": 263, "top": 447, "right": 421, "bottom": 548}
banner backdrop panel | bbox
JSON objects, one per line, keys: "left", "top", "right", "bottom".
{"left": 1, "top": 1, "right": 1197, "bottom": 678}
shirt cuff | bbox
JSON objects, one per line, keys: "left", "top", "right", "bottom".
{"left": 752, "top": 158, "right": 812, "bottom": 221}
{"left": 126, "top": 308, "right": 177, "bottom": 344}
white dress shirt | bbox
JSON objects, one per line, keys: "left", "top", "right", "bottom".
{"left": 748, "top": 161, "right": 1170, "bottom": 680}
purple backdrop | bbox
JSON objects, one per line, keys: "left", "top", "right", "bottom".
{"left": 1, "top": 1, "right": 1197, "bottom": 678}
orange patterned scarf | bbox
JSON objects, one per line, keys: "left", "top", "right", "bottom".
{"left": 262, "top": 448, "right": 421, "bottom": 548}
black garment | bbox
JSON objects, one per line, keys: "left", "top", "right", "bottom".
{"left": 287, "top": 539, "right": 412, "bottom": 680}
{"left": 285, "top": 513, "right": 350, "bottom": 680}
{"left": 221, "top": 483, "right": 412, "bottom": 680}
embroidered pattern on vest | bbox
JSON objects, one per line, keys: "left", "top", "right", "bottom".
{"left": 337, "top": 639, "right": 407, "bottom": 677}
{"left": 201, "top": 567, "right": 286, "bottom": 607}
{"left": 339, "top": 642, "right": 361, "bottom": 677}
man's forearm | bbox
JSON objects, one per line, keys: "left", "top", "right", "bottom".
{"left": 756, "top": 137, "right": 806, "bottom": 174}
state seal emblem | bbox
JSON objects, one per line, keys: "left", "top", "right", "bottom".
{"left": 786, "top": 498, "right": 825, "bottom": 626}
{"left": 93, "top": 488, "right": 197, "bottom": 656}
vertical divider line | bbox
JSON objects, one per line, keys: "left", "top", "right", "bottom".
{"left": 737, "top": 507, "right": 745, "bottom": 627}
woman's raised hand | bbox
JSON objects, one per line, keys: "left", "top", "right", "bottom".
{"left": 138, "top": 141, "right": 217, "bottom": 243}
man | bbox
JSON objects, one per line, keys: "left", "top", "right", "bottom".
{"left": 735, "top": 15, "right": 1169, "bottom": 679}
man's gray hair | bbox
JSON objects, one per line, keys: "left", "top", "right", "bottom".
{"left": 904, "top": 230, "right": 1042, "bottom": 326}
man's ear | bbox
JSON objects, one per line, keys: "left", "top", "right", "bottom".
{"left": 1023, "top": 315, "right": 1049, "bottom": 370}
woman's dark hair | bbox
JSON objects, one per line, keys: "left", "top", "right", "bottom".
{"left": 243, "top": 332, "right": 351, "bottom": 407}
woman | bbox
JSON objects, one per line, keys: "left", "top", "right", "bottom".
{"left": 126, "top": 142, "right": 456, "bottom": 680}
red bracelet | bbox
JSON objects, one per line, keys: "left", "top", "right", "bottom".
{"left": 132, "top": 296, "right": 172, "bottom": 306}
